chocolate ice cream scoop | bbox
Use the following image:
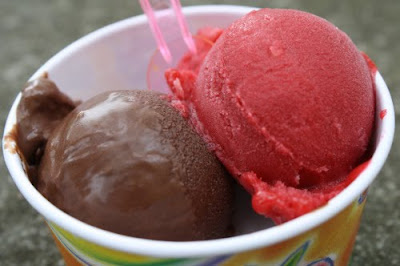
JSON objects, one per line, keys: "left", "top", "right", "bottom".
{"left": 16, "top": 75, "right": 77, "bottom": 183}
{"left": 37, "top": 90, "right": 233, "bottom": 241}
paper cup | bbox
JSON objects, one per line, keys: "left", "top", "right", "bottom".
{"left": 2, "top": 5, "right": 395, "bottom": 266}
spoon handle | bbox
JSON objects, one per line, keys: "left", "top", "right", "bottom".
{"left": 139, "top": 0, "right": 196, "bottom": 64}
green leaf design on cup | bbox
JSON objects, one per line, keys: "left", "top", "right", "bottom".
{"left": 280, "top": 241, "right": 309, "bottom": 266}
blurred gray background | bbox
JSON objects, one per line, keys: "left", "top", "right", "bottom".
{"left": 1, "top": 0, "right": 399, "bottom": 265}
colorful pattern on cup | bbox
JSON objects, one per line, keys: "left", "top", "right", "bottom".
{"left": 48, "top": 191, "right": 367, "bottom": 266}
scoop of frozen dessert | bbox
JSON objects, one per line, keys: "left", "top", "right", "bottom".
{"left": 36, "top": 89, "right": 234, "bottom": 241}
{"left": 166, "top": 8, "right": 375, "bottom": 223}
{"left": 16, "top": 74, "right": 78, "bottom": 183}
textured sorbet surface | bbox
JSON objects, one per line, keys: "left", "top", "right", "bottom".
{"left": 166, "top": 8, "right": 375, "bottom": 223}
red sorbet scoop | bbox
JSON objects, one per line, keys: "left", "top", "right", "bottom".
{"left": 166, "top": 8, "right": 375, "bottom": 224}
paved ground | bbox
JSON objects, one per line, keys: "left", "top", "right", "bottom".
{"left": 1, "top": 0, "right": 399, "bottom": 265}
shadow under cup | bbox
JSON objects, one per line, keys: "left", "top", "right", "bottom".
{"left": 2, "top": 5, "right": 395, "bottom": 266}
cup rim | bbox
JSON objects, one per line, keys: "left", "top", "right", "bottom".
{"left": 2, "top": 5, "right": 395, "bottom": 258}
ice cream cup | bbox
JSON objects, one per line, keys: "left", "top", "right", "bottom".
{"left": 2, "top": 5, "right": 395, "bottom": 266}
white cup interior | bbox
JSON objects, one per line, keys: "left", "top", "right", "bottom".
{"left": 2, "top": 5, "right": 395, "bottom": 258}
